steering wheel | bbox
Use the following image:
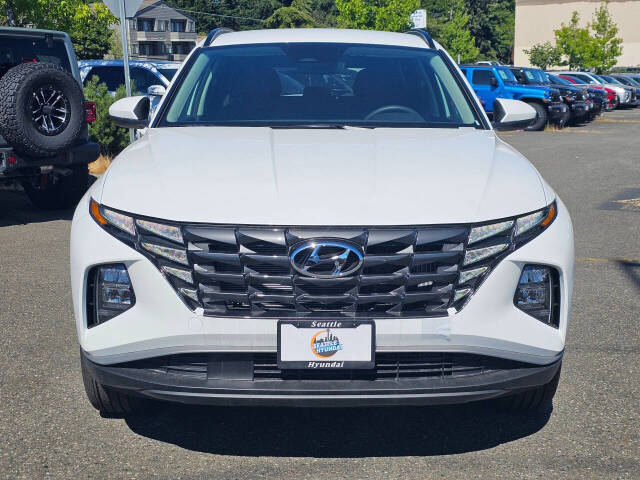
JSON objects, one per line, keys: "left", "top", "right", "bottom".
{"left": 364, "top": 105, "right": 423, "bottom": 121}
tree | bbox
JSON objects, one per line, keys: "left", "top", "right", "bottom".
{"left": 83, "top": 76, "right": 129, "bottom": 156}
{"left": 586, "top": 0, "right": 622, "bottom": 73}
{"left": 524, "top": 41, "right": 562, "bottom": 70}
{"left": 335, "top": 0, "right": 419, "bottom": 32}
{"left": 70, "top": 3, "right": 117, "bottom": 59}
{"left": 0, "top": 1, "right": 117, "bottom": 59}
{"left": 438, "top": 0, "right": 479, "bottom": 63}
{"left": 0, "top": 0, "right": 78, "bottom": 30}
{"left": 554, "top": 11, "right": 593, "bottom": 70}
{"left": 423, "top": 0, "right": 514, "bottom": 64}
{"left": 265, "top": 0, "right": 317, "bottom": 28}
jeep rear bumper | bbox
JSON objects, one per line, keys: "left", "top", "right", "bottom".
{"left": 0, "top": 141, "right": 99, "bottom": 176}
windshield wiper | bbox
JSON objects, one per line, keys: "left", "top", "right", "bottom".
{"left": 270, "top": 124, "right": 375, "bottom": 129}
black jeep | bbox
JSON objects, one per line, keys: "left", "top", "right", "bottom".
{"left": 0, "top": 27, "right": 99, "bottom": 210}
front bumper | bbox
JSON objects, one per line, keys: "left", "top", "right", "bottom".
{"left": 569, "top": 100, "right": 590, "bottom": 117}
{"left": 82, "top": 349, "right": 563, "bottom": 407}
{"left": 546, "top": 102, "right": 568, "bottom": 121}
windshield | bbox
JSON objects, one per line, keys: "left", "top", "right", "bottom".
{"left": 0, "top": 37, "right": 71, "bottom": 78}
{"left": 546, "top": 73, "right": 571, "bottom": 85}
{"left": 624, "top": 76, "right": 640, "bottom": 86}
{"left": 158, "top": 67, "right": 178, "bottom": 81}
{"left": 523, "top": 68, "right": 549, "bottom": 85}
{"left": 497, "top": 68, "right": 518, "bottom": 84}
{"left": 600, "top": 75, "right": 622, "bottom": 85}
{"left": 159, "top": 43, "right": 481, "bottom": 129}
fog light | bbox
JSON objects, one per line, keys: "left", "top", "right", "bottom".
{"left": 87, "top": 264, "right": 135, "bottom": 327}
{"left": 514, "top": 265, "right": 559, "bottom": 327}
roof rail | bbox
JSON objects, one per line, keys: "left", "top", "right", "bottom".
{"left": 204, "top": 27, "right": 233, "bottom": 47}
{"left": 405, "top": 29, "right": 436, "bottom": 49}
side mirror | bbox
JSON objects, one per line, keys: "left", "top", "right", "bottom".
{"left": 490, "top": 76, "right": 498, "bottom": 87}
{"left": 109, "top": 96, "right": 150, "bottom": 129}
{"left": 491, "top": 98, "right": 536, "bottom": 131}
{"left": 147, "top": 85, "right": 166, "bottom": 97}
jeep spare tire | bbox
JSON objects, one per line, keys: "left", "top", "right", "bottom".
{"left": 0, "top": 62, "right": 84, "bottom": 157}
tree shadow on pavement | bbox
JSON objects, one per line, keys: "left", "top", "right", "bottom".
{"left": 0, "top": 190, "right": 73, "bottom": 227}
{"left": 124, "top": 401, "right": 552, "bottom": 457}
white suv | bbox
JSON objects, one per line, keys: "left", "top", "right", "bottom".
{"left": 71, "top": 29, "right": 573, "bottom": 414}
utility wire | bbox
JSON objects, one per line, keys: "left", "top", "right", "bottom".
{"left": 171, "top": 6, "right": 265, "bottom": 23}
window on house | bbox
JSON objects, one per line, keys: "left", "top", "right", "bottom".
{"left": 137, "top": 18, "right": 154, "bottom": 31}
{"left": 171, "top": 20, "right": 186, "bottom": 32}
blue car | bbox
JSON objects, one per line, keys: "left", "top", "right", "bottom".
{"left": 460, "top": 65, "right": 567, "bottom": 131}
{"left": 78, "top": 59, "right": 179, "bottom": 95}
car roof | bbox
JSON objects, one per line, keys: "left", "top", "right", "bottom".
{"left": 0, "top": 26, "right": 70, "bottom": 40}
{"left": 459, "top": 65, "right": 499, "bottom": 69}
{"left": 78, "top": 59, "right": 180, "bottom": 68}
{"left": 208, "top": 28, "right": 430, "bottom": 49}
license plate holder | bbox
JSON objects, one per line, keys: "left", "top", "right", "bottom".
{"left": 277, "top": 320, "right": 375, "bottom": 370}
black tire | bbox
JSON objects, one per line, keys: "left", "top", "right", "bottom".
{"left": 524, "top": 102, "right": 548, "bottom": 131}
{"left": 557, "top": 110, "right": 571, "bottom": 129}
{"left": 0, "top": 62, "right": 84, "bottom": 157}
{"left": 497, "top": 363, "right": 562, "bottom": 412}
{"left": 21, "top": 164, "right": 88, "bottom": 210}
{"left": 81, "top": 353, "right": 145, "bottom": 416}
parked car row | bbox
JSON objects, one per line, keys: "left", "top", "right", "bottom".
{"left": 462, "top": 63, "right": 638, "bottom": 131}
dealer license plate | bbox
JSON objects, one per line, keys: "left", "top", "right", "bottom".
{"left": 277, "top": 320, "right": 375, "bottom": 369}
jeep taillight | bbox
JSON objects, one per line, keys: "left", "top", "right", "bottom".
{"left": 84, "top": 101, "right": 97, "bottom": 123}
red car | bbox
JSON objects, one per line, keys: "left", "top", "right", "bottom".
{"left": 559, "top": 75, "right": 617, "bottom": 110}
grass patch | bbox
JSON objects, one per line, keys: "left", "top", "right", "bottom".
{"left": 88, "top": 154, "right": 112, "bottom": 176}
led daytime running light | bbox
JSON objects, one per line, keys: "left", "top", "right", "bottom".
{"left": 101, "top": 207, "right": 135, "bottom": 236}
{"left": 515, "top": 203, "right": 556, "bottom": 236}
{"left": 468, "top": 220, "right": 514, "bottom": 245}
{"left": 453, "top": 288, "right": 472, "bottom": 302}
{"left": 463, "top": 244, "right": 508, "bottom": 266}
{"left": 162, "top": 266, "right": 193, "bottom": 283}
{"left": 136, "top": 219, "right": 183, "bottom": 244}
{"left": 458, "top": 266, "right": 488, "bottom": 285}
{"left": 141, "top": 242, "right": 188, "bottom": 265}
{"left": 180, "top": 287, "right": 199, "bottom": 301}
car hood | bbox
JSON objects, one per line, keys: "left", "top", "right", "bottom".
{"left": 509, "top": 84, "right": 557, "bottom": 96}
{"left": 99, "top": 127, "right": 549, "bottom": 225}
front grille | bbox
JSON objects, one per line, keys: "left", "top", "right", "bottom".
{"left": 104, "top": 207, "right": 552, "bottom": 319}
{"left": 119, "top": 352, "right": 528, "bottom": 382}
{"left": 178, "top": 225, "right": 469, "bottom": 317}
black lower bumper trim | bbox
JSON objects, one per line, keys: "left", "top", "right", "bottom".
{"left": 83, "top": 351, "right": 563, "bottom": 407}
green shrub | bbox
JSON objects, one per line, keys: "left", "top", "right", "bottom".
{"left": 83, "top": 76, "right": 130, "bottom": 156}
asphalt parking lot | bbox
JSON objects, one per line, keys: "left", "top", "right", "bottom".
{"left": 1, "top": 109, "right": 639, "bottom": 480}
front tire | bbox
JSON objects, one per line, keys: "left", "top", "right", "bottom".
{"left": 497, "top": 363, "right": 561, "bottom": 411}
{"left": 81, "top": 353, "right": 145, "bottom": 416}
{"left": 524, "top": 102, "right": 548, "bottom": 131}
{"left": 22, "top": 164, "right": 88, "bottom": 210}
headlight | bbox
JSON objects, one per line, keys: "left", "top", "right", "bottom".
{"left": 514, "top": 264, "right": 560, "bottom": 327}
{"left": 89, "top": 198, "right": 196, "bottom": 308}
{"left": 87, "top": 263, "right": 135, "bottom": 327}
{"left": 453, "top": 202, "right": 557, "bottom": 309}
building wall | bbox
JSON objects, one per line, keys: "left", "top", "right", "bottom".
{"left": 129, "top": 1, "right": 196, "bottom": 61}
{"left": 514, "top": 0, "right": 640, "bottom": 68}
